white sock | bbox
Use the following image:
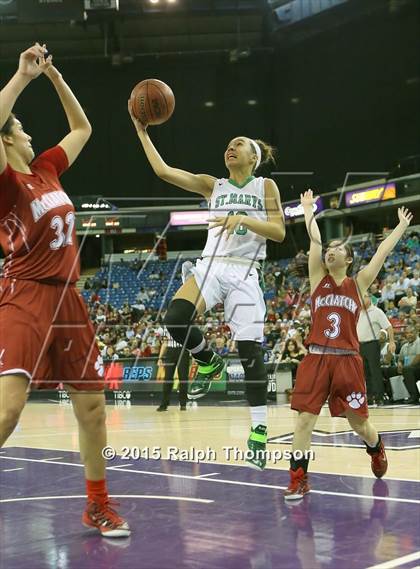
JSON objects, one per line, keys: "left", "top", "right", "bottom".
{"left": 250, "top": 405, "right": 267, "bottom": 429}
{"left": 190, "top": 339, "right": 206, "bottom": 354}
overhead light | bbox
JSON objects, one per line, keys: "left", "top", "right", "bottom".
{"left": 149, "top": 0, "right": 159, "bottom": 4}
{"left": 204, "top": 101, "right": 215, "bottom": 108}
{"left": 247, "top": 99, "right": 257, "bottom": 106}
{"left": 291, "top": 97, "right": 300, "bottom": 104}
{"left": 167, "top": 0, "right": 177, "bottom": 3}
{"left": 95, "top": 234, "right": 100, "bottom": 238}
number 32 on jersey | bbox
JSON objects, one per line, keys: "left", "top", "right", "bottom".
{"left": 50, "top": 212, "right": 75, "bottom": 250}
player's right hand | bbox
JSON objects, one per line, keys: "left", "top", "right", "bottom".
{"left": 300, "top": 189, "right": 317, "bottom": 207}
{"left": 127, "top": 100, "right": 147, "bottom": 132}
{"left": 18, "top": 43, "right": 48, "bottom": 80}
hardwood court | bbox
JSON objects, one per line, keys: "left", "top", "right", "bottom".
{"left": 1, "top": 401, "right": 419, "bottom": 569}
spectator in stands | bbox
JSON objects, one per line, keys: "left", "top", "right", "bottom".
{"left": 280, "top": 339, "right": 305, "bottom": 380}
{"left": 370, "top": 283, "right": 381, "bottom": 303}
{"left": 136, "top": 287, "right": 149, "bottom": 303}
{"left": 130, "top": 339, "right": 142, "bottom": 358}
{"left": 140, "top": 342, "right": 152, "bottom": 358}
{"left": 394, "top": 275, "right": 410, "bottom": 304}
{"left": 266, "top": 321, "right": 282, "bottom": 349}
{"left": 409, "top": 269, "right": 419, "bottom": 292}
{"left": 95, "top": 307, "right": 106, "bottom": 324}
{"left": 214, "top": 337, "right": 229, "bottom": 357}
{"left": 398, "top": 287, "right": 417, "bottom": 313}
{"left": 84, "top": 278, "right": 92, "bottom": 290}
{"left": 383, "top": 326, "right": 420, "bottom": 404}
{"left": 378, "top": 329, "right": 393, "bottom": 366}
{"left": 103, "top": 345, "right": 118, "bottom": 361}
{"left": 120, "top": 346, "right": 132, "bottom": 359}
{"left": 381, "top": 279, "right": 396, "bottom": 307}
{"left": 384, "top": 300, "right": 398, "bottom": 317}
{"left": 357, "top": 292, "right": 396, "bottom": 405}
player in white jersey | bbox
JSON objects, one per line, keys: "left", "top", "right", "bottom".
{"left": 129, "top": 103, "right": 285, "bottom": 468}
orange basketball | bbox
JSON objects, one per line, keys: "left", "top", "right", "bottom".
{"left": 130, "top": 79, "right": 175, "bottom": 126}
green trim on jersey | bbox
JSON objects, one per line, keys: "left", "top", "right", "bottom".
{"left": 228, "top": 176, "right": 255, "bottom": 189}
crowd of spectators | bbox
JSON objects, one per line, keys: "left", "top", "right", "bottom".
{"left": 82, "top": 231, "right": 419, "bottom": 401}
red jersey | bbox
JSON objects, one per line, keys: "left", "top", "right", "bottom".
{"left": 306, "top": 274, "right": 362, "bottom": 351}
{"left": 0, "top": 146, "right": 80, "bottom": 283}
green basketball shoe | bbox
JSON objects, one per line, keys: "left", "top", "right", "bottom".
{"left": 188, "top": 353, "right": 226, "bottom": 400}
{"left": 246, "top": 425, "right": 267, "bottom": 470}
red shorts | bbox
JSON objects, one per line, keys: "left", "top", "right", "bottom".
{"left": 0, "top": 277, "right": 104, "bottom": 391}
{"left": 291, "top": 353, "right": 368, "bottom": 418}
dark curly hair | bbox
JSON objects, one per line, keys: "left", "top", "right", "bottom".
{"left": 0, "top": 113, "right": 16, "bottom": 136}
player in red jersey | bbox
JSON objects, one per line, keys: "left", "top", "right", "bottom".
{"left": 0, "top": 44, "right": 130, "bottom": 536}
{"left": 284, "top": 190, "right": 413, "bottom": 499}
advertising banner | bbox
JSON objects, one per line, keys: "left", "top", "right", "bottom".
{"left": 345, "top": 183, "right": 396, "bottom": 207}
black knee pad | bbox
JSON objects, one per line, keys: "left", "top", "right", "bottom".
{"left": 237, "top": 341, "right": 268, "bottom": 406}
{"left": 164, "top": 299, "right": 203, "bottom": 349}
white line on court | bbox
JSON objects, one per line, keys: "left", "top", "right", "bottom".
{"left": 42, "top": 457, "right": 64, "bottom": 461}
{"left": 2, "top": 468, "right": 24, "bottom": 472}
{"left": 2, "top": 449, "right": 420, "bottom": 483}
{"left": 366, "top": 551, "right": 420, "bottom": 569}
{"left": 106, "top": 466, "right": 420, "bottom": 505}
{"left": 0, "top": 494, "right": 214, "bottom": 505}
{"left": 196, "top": 472, "right": 220, "bottom": 478}
{"left": 111, "top": 463, "right": 133, "bottom": 468}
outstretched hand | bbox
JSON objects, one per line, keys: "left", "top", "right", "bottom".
{"left": 397, "top": 206, "right": 413, "bottom": 229}
{"left": 128, "top": 99, "right": 147, "bottom": 132}
{"left": 300, "top": 189, "right": 317, "bottom": 208}
{"left": 40, "top": 53, "right": 62, "bottom": 82}
{"left": 208, "top": 215, "right": 246, "bottom": 238}
{"left": 17, "top": 43, "right": 49, "bottom": 80}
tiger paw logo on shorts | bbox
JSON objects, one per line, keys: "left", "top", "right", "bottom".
{"left": 346, "top": 392, "right": 365, "bottom": 409}
{"left": 94, "top": 355, "right": 104, "bottom": 378}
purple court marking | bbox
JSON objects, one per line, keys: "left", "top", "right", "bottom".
{"left": 0, "top": 447, "right": 419, "bottom": 569}
{"left": 269, "top": 429, "right": 420, "bottom": 451}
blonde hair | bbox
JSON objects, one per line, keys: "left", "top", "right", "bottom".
{"left": 252, "top": 139, "right": 276, "bottom": 172}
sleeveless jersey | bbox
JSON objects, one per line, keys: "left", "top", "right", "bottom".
{"left": 0, "top": 146, "right": 80, "bottom": 284}
{"left": 201, "top": 176, "right": 267, "bottom": 260}
{"left": 306, "top": 274, "right": 362, "bottom": 351}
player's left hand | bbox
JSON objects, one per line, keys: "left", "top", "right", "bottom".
{"left": 388, "top": 341, "right": 396, "bottom": 354}
{"left": 40, "top": 53, "right": 62, "bottom": 81}
{"left": 397, "top": 207, "right": 413, "bottom": 228}
{"left": 208, "top": 215, "right": 246, "bottom": 238}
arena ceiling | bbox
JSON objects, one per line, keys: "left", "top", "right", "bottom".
{"left": 0, "top": 0, "right": 394, "bottom": 63}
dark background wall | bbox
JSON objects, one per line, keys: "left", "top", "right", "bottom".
{"left": 1, "top": 1, "right": 418, "bottom": 204}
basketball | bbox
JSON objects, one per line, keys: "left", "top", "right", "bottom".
{"left": 130, "top": 79, "right": 175, "bottom": 126}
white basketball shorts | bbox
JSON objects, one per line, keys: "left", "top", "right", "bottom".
{"left": 184, "top": 257, "right": 266, "bottom": 342}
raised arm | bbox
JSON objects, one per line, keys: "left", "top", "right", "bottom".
{"left": 0, "top": 43, "right": 46, "bottom": 174}
{"left": 128, "top": 100, "right": 215, "bottom": 198}
{"left": 41, "top": 54, "right": 92, "bottom": 167}
{"left": 301, "top": 190, "right": 327, "bottom": 293}
{"left": 355, "top": 207, "right": 413, "bottom": 297}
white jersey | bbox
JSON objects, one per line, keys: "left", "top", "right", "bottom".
{"left": 201, "top": 176, "right": 267, "bottom": 260}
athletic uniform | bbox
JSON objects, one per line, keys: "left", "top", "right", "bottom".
{"left": 0, "top": 146, "right": 104, "bottom": 390}
{"left": 291, "top": 274, "right": 368, "bottom": 418}
{"left": 185, "top": 175, "right": 267, "bottom": 342}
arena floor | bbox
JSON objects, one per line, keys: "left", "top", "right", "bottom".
{"left": 1, "top": 402, "right": 419, "bottom": 569}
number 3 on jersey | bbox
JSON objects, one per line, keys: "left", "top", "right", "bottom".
{"left": 50, "top": 212, "right": 75, "bottom": 250}
{"left": 324, "top": 312, "right": 341, "bottom": 339}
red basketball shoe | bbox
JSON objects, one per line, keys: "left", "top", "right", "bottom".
{"left": 367, "top": 439, "right": 388, "bottom": 478}
{"left": 83, "top": 499, "right": 131, "bottom": 537}
{"left": 284, "top": 467, "right": 310, "bottom": 500}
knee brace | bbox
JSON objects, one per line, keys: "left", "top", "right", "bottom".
{"left": 237, "top": 341, "right": 268, "bottom": 406}
{"left": 164, "top": 299, "right": 204, "bottom": 350}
